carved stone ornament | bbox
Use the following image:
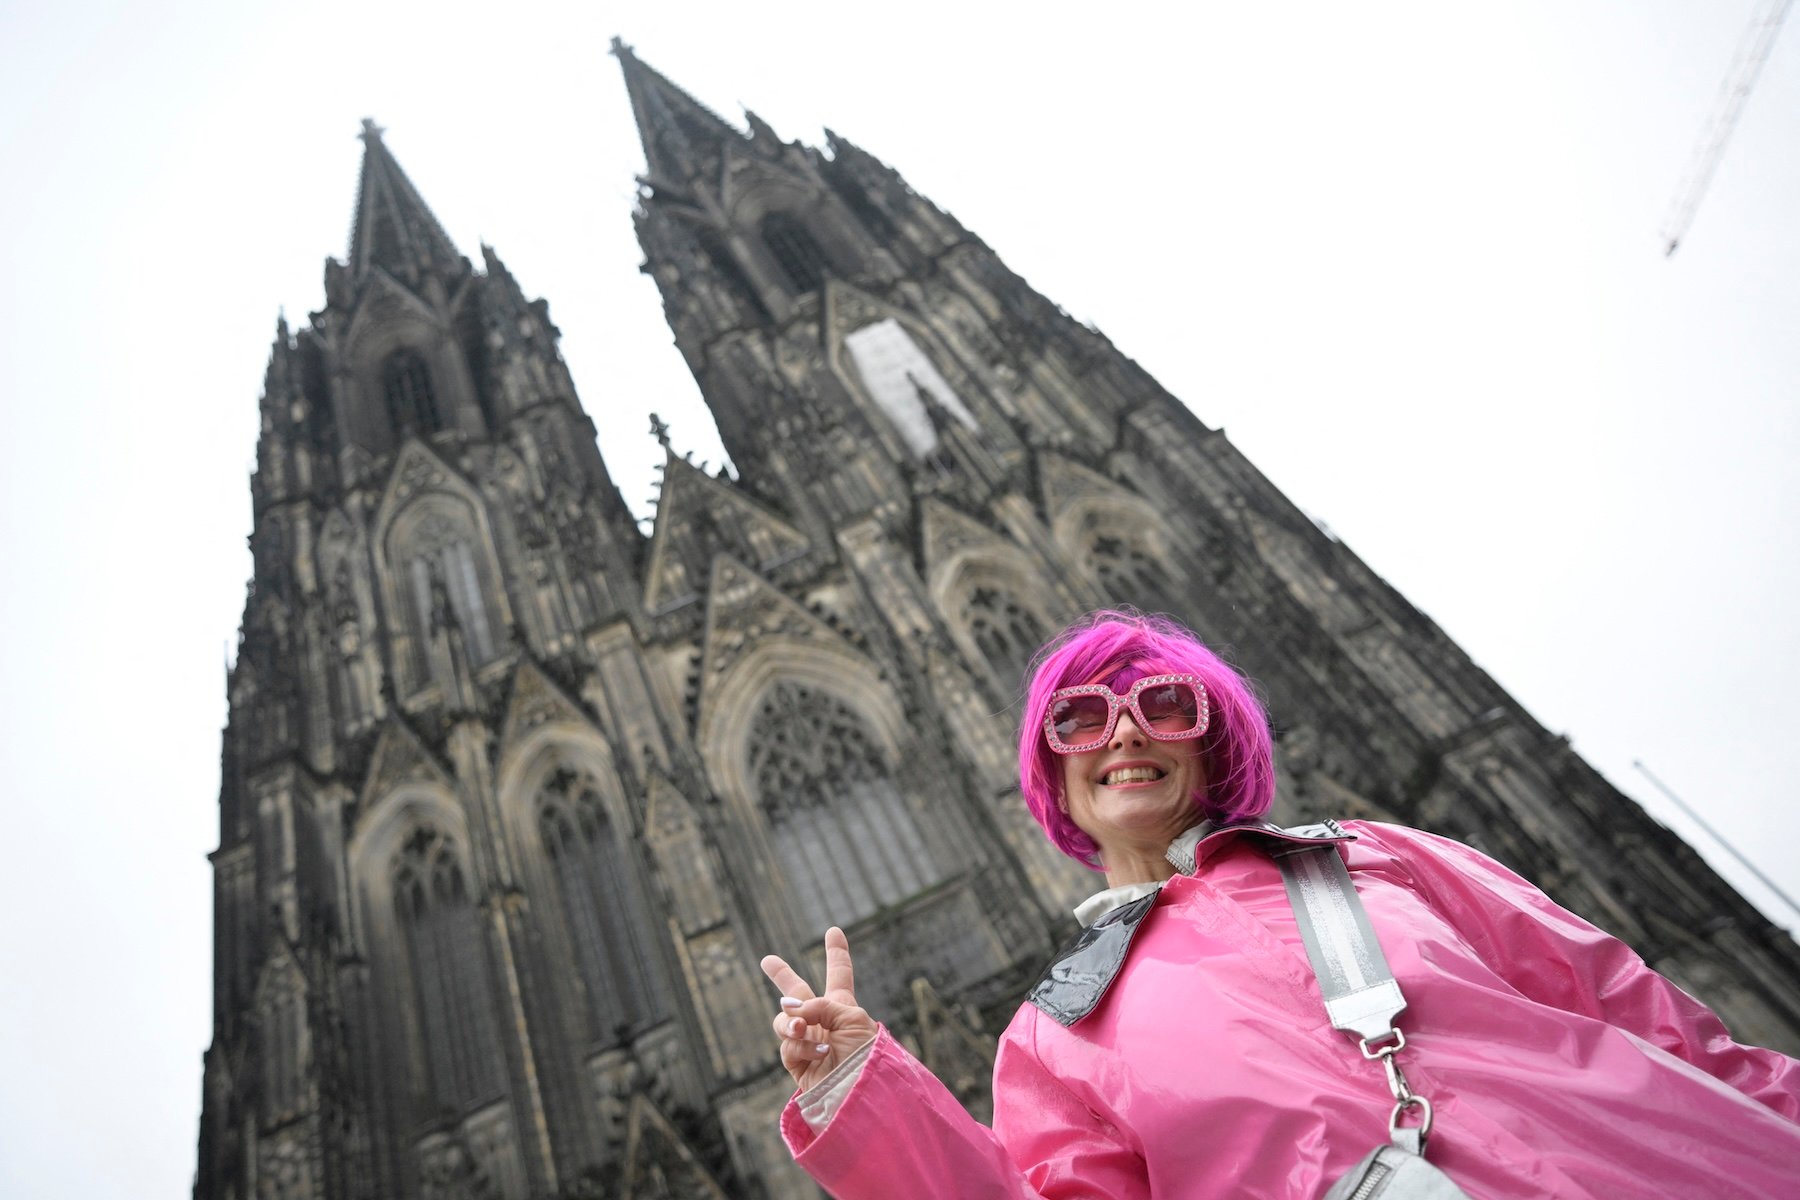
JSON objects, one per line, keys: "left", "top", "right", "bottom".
{"left": 498, "top": 661, "right": 591, "bottom": 749}
{"left": 824, "top": 280, "right": 891, "bottom": 342}
{"left": 1038, "top": 452, "right": 1129, "bottom": 526}
{"left": 698, "top": 557, "right": 834, "bottom": 699}
{"left": 317, "top": 503, "right": 361, "bottom": 549}
{"left": 772, "top": 333, "right": 822, "bottom": 380}
{"left": 416, "top": 1133, "right": 495, "bottom": 1200}
{"left": 643, "top": 772, "right": 700, "bottom": 845}
{"left": 644, "top": 458, "right": 809, "bottom": 612}
{"left": 360, "top": 719, "right": 452, "bottom": 807}
{"left": 256, "top": 1133, "right": 309, "bottom": 1200}
{"left": 911, "top": 976, "right": 996, "bottom": 1120}
{"left": 341, "top": 274, "right": 440, "bottom": 358}
{"left": 621, "top": 1093, "right": 730, "bottom": 1200}
{"left": 474, "top": 445, "right": 527, "bottom": 498}
{"left": 391, "top": 443, "right": 452, "bottom": 505}
{"left": 920, "top": 497, "right": 1007, "bottom": 571}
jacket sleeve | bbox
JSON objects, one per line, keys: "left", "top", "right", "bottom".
{"left": 1377, "top": 822, "right": 1800, "bottom": 1122}
{"left": 782, "top": 1022, "right": 1149, "bottom": 1200}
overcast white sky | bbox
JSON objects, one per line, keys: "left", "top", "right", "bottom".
{"left": 1, "top": 2, "right": 1796, "bottom": 1197}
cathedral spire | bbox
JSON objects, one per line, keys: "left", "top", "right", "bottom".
{"left": 610, "top": 38, "right": 747, "bottom": 184}
{"left": 347, "top": 119, "right": 463, "bottom": 283}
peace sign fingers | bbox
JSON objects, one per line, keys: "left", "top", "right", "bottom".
{"left": 822, "top": 926, "right": 856, "bottom": 1001}
{"left": 759, "top": 952, "right": 816, "bottom": 1004}
{"left": 758, "top": 928, "right": 877, "bottom": 1091}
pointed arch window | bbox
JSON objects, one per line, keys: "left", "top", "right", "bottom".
{"left": 371, "top": 214, "right": 403, "bottom": 272}
{"left": 382, "top": 349, "right": 443, "bottom": 438}
{"left": 693, "top": 225, "right": 770, "bottom": 320}
{"left": 536, "top": 767, "right": 671, "bottom": 1044}
{"left": 1088, "top": 531, "right": 1178, "bottom": 615}
{"left": 390, "top": 826, "right": 506, "bottom": 1113}
{"left": 398, "top": 511, "right": 499, "bottom": 677}
{"left": 748, "top": 681, "right": 938, "bottom": 931}
{"left": 965, "top": 585, "right": 1048, "bottom": 690}
{"left": 760, "top": 211, "right": 831, "bottom": 294}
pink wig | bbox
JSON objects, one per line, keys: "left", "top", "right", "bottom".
{"left": 1017, "top": 610, "right": 1276, "bottom": 867}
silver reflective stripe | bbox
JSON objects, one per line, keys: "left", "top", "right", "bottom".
{"left": 1277, "top": 842, "right": 1407, "bottom": 1041}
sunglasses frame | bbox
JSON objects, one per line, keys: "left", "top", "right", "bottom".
{"left": 1042, "top": 673, "right": 1211, "bottom": 755}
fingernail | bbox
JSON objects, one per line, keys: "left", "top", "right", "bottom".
{"left": 815, "top": 1044, "right": 831, "bottom": 1055}
{"left": 780, "top": 996, "right": 802, "bottom": 1010}
{"left": 789, "top": 1018, "right": 804, "bottom": 1036}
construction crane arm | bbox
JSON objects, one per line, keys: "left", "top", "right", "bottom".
{"left": 1661, "top": 0, "right": 1793, "bottom": 256}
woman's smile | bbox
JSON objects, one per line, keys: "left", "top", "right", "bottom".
{"left": 1100, "top": 761, "right": 1167, "bottom": 786}
{"left": 1062, "top": 718, "right": 1208, "bottom": 883}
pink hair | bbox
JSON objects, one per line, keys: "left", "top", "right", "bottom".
{"left": 1017, "top": 610, "right": 1276, "bottom": 867}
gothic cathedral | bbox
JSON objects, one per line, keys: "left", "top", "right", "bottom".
{"left": 195, "top": 42, "right": 1800, "bottom": 1200}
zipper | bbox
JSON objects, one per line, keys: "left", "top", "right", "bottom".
{"left": 1347, "top": 1157, "right": 1394, "bottom": 1200}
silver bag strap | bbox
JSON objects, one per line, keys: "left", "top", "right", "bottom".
{"left": 1271, "top": 838, "right": 1406, "bottom": 1041}
{"left": 1273, "top": 836, "right": 1434, "bottom": 1152}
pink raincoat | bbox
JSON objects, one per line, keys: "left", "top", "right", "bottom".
{"left": 782, "top": 822, "right": 1800, "bottom": 1198}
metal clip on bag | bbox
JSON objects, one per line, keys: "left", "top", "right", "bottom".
{"left": 1271, "top": 827, "right": 1474, "bottom": 1200}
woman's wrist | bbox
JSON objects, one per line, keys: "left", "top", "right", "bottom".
{"left": 798, "top": 1029, "right": 881, "bottom": 1129}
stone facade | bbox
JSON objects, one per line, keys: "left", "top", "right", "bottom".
{"left": 194, "top": 45, "right": 1800, "bottom": 1200}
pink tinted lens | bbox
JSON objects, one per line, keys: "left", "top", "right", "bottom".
{"left": 1136, "top": 681, "right": 1201, "bottom": 734}
{"left": 1049, "top": 693, "right": 1112, "bottom": 747}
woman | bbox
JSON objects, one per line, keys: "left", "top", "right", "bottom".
{"left": 759, "top": 611, "right": 1800, "bottom": 1198}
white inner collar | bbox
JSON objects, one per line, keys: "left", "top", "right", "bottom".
{"left": 1070, "top": 824, "right": 1213, "bottom": 927}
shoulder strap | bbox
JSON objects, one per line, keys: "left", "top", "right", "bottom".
{"left": 1273, "top": 830, "right": 1438, "bottom": 1156}
{"left": 1270, "top": 836, "right": 1407, "bottom": 1042}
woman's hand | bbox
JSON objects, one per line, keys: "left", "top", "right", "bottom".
{"left": 760, "top": 926, "right": 879, "bottom": 1092}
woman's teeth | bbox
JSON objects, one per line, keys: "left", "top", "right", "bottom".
{"left": 1103, "top": 766, "right": 1165, "bottom": 785}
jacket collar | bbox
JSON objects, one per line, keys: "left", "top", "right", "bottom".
{"left": 1070, "top": 819, "right": 1354, "bottom": 928}
{"left": 1072, "top": 880, "right": 1161, "bottom": 928}
{"left": 1039, "top": 819, "right": 1356, "bottom": 1027}
{"left": 1167, "top": 818, "right": 1352, "bottom": 875}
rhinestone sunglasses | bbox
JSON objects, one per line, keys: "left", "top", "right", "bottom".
{"left": 1042, "top": 673, "right": 1211, "bottom": 755}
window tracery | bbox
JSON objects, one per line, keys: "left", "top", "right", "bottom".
{"left": 1087, "top": 530, "right": 1178, "bottom": 614}
{"left": 400, "top": 512, "right": 498, "bottom": 670}
{"left": 759, "top": 211, "right": 831, "bottom": 294}
{"left": 535, "top": 767, "right": 670, "bottom": 1044}
{"left": 693, "top": 225, "right": 770, "bottom": 320}
{"left": 390, "top": 825, "right": 505, "bottom": 1112}
{"left": 748, "top": 681, "right": 936, "bottom": 930}
{"left": 964, "top": 585, "right": 1047, "bottom": 689}
{"left": 382, "top": 349, "right": 442, "bottom": 438}
{"left": 370, "top": 213, "right": 403, "bottom": 270}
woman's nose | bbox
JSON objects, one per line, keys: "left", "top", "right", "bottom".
{"left": 1111, "top": 710, "right": 1148, "bottom": 748}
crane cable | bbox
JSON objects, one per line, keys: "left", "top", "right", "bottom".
{"left": 1661, "top": 0, "right": 1793, "bottom": 256}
